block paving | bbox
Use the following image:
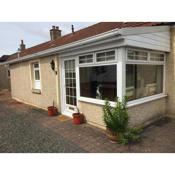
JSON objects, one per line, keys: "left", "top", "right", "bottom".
{"left": 0, "top": 90, "right": 175, "bottom": 153}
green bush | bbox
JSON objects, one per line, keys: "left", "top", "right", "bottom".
{"left": 103, "top": 97, "right": 142, "bottom": 144}
{"left": 103, "top": 97, "right": 128, "bottom": 133}
{"left": 119, "top": 128, "right": 142, "bottom": 144}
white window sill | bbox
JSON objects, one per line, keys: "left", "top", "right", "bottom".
{"left": 32, "top": 88, "right": 41, "bottom": 94}
{"left": 78, "top": 93, "right": 167, "bottom": 108}
{"left": 127, "top": 93, "right": 167, "bottom": 108}
{"left": 78, "top": 96, "right": 116, "bottom": 106}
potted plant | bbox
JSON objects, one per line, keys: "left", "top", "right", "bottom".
{"left": 47, "top": 101, "right": 58, "bottom": 116}
{"left": 103, "top": 97, "right": 142, "bottom": 144}
{"left": 103, "top": 97, "right": 129, "bottom": 142}
{"left": 72, "top": 107, "right": 85, "bottom": 125}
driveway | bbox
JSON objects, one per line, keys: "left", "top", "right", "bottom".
{"left": 0, "top": 90, "right": 175, "bottom": 153}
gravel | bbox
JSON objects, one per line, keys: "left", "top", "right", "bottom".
{"left": 0, "top": 101, "right": 86, "bottom": 153}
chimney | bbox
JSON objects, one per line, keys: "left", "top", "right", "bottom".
{"left": 50, "top": 26, "right": 61, "bottom": 40}
{"left": 71, "top": 25, "right": 75, "bottom": 34}
{"left": 20, "top": 40, "right": 26, "bottom": 51}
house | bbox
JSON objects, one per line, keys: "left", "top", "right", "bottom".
{"left": 3, "top": 22, "right": 175, "bottom": 128}
{"left": 0, "top": 55, "right": 10, "bottom": 90}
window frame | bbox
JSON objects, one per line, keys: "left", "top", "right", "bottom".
{"left": 149, "top": 51, "right": 166, "bottom": 62}
{"left": 126, "top": 48, "right": 149, "bottom": 62}
{"left": 95, "top": 49, "right": 117, "bottom": 63}
{"left": 78, "top": 49, "right": 117, "bottom": 67}
{"left": 30, "top": 60, "right": 42, "bottom": 92}
{"left": 75, "top": 47, "right": 166, "bottom": 108}
{"left": 78, "top": 53, "right": 94, "bottom": 65}
{"left": 77, "top": 49, "right": 118, "bottom": 105}
{"left": 126, "top": 48, "right": 166, "bottom": 106}
{"left": 126, "top": 48, "right": 166, "bottom": 63}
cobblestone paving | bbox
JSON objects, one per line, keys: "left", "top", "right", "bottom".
{"left": 0, "top": 90, "right": 175, "bottom": 153}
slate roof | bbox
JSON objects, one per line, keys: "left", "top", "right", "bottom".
{"left": 7, "top": 22, "right": 164, "bottom": 62}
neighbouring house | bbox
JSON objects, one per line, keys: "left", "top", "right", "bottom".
{"left": 3, "top": 22, "right": 175, "bottom": 128}
{"left": 0, "top": 55, "right": 10, "bottom": 90}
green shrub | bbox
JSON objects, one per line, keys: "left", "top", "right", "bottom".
{"left": 103, "top": 97, "right": 128, "bottom": 133}
{"left": 119, "top": 127, "right": 142, "bottom": 144}
{"left": 103, "top": 97, "right": 142, "bottom": 144}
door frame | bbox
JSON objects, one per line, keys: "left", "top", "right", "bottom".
{"left": 60, "top": 57, "right": 78, "bottom": 117}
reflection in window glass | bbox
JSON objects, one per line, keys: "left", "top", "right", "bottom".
{"left": 128, "top": 50, "right": 148, "bottom": 61}
{"left": 150, "top": 53, "right": 165, "bottom": 61}
{"left": 126, "top": 64, "right": 163, "bottom": 101}
{"left": 35, "top": 70, "right": 40, "bottom": 80}
{"left": 80, "top": 65, "right": 117, "bottom": 101}
{"left": 96, "top": 51, "right": 115, "bottom": 62}
{"left": 79, "top": 54, "right": 93, "bottom": 64}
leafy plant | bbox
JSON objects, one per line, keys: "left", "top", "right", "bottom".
{"left": 119, "top": 127, "right": 142, "bottom": 145}
{"left": 103, "top": 97, "right": 128, "bottom": 133}
{"left": 103, "top": 97, "right": 142, "bottom": 144}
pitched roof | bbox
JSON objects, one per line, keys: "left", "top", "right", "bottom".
{"left": 0, "top": 55, "right": 10, "bottom": 62}
{"left": 7, "top": 22, "right": 163, "bottom": 62}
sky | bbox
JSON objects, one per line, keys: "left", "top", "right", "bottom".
{"left": 0, "top": 22, "right": 95, "bottom": 57}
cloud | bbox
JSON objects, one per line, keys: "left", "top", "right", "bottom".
{"left": 0, "top": 22, "right": 96, "bottom": 56}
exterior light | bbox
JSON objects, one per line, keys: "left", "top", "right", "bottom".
{"left": 50, "top": 59, "right": 57, "bottom": 74}
{"left": 50, "top": 59, "right": 55, "bottom": 71}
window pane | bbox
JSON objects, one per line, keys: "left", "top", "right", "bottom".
{"left": 35, "top": 70, "right": 40, "bottom": 80}
{"left": 96, "top": 50, "right": 115, "bottom": 62}
{"left": 79, "top": 55, "right": 93, "bottom": 64}
{"left": 106, "top": 51, "right": 115, "bottom": 56}
{"left": 80, "top": 65, "right": 117, "bottom": 101}
{"left": 34, "top": 63, "right": 39, "bottom": 68}
{"left": 128, "top": 50, "right": 148, "bottom": 61}
{"left": 126, "top": 64, "right": 163, "bottom": 101}
{"left": 150, "top": 53, "right": 164, "bottom": 61}
{"left": 97, "top": 52, "right": 105, "bottom": 57}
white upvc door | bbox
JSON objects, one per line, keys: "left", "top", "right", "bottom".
{"left": 61, "top": 58, "right": 77, "bottom": 116}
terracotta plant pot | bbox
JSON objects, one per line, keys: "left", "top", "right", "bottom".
{"left": 106, "top": 128, "right": 119, "bottom": 142}
{"left": 72, "top": 113, "right": 84, "bottom": 125}
{"left": 47, "top": 106, "right": 58, "bottom": 116}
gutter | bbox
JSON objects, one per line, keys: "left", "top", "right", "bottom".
{"left": 4, "top": 28, "right": 122, "bottom": 65}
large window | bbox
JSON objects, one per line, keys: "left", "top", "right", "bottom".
{"left": 126, "top": 64, "right": 163, "bottom": 101}
{"left": 79, "top": 65, "right": 117, "bottom": 101}
{"left": 126, "top": 48, "right": 165, "bottom": 101}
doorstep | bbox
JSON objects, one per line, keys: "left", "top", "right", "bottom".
{"left": 57, "top": 115, "right": 72, "bottom": 122}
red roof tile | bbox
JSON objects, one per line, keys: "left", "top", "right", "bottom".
{"left": 7, "top": 22, "right": 162, "bottom": 62}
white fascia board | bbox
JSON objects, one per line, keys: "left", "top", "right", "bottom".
{"left": 121, "top": 26, "right": 170, "bottom": 36}
{"left": 59, "top": 37, "right": 124, "bottom": 58}
{"left": 5, "top": 29, "right": 121, "bottom": 65}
